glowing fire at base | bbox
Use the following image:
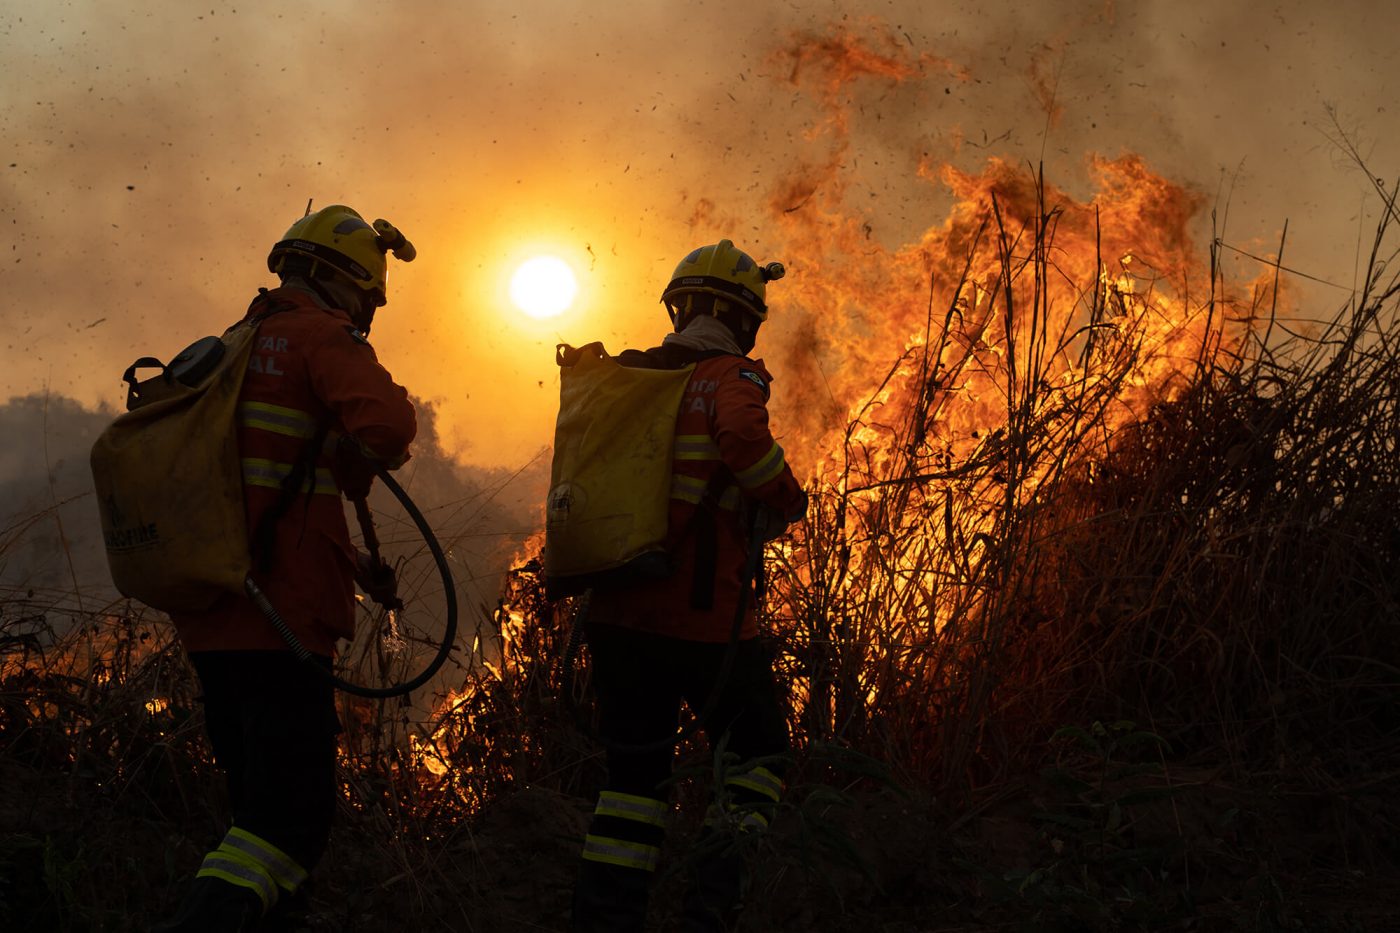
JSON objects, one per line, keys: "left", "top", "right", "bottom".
{"left": 407, "top": 22, "right": 1264, "bottom": 799}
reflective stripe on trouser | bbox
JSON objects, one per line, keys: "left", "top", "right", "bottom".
{"left": 241, "top": 458, "right": 339, "bottom": 495}
{"left": 194, "top": 826, "right": 307, "bottom": 912}
{"left": 594, "top": 790, "right": 669, "bottom": 828}
{"left": 726, "top": 764, "right": 782, "bottom": 803}
{"left": 581, "top": 791, "right": 668, "bottom": 872}
{"left": 688, "top": 764, "right": 781, "bottom": 933}
{"left": 706, "top": 764, "right": 784, "bottom": 832}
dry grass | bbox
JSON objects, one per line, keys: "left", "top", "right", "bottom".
{"left": 3, "top": 167, "right": 1398, "bottom": 930}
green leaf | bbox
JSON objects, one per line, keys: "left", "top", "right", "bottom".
{"left": 1115, "top": 730, "right": 1169, "bottom": 752}
{"left": 799, "top": 785, "right": 851, "bottom": 809}
{"left": 810, "top": 820, "right": 880, "bottom": 883}
{"left": 1050, "top": 725, "right": 1089, "bottom": 742}
{"left": 1040, "top": 766, "right": 1095, "bottom": 794}
{"left": 1105, "top": 801, "right": 1123, "bottom": 834}
{"left": 1116, "top": 785, "right": 1184, "bottom": 805}
{"left": 1033, "top": 811, "right": 1096, "bottom": 831}
{"left": 1106, "top": 761, "right": 1168, "bottom": 781}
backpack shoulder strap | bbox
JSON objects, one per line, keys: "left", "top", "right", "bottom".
{"left": 617, "top": 343, "right": 732, "bottom": 371}
{"left": 241, "top": 289, "right": 328, "bottom": 573}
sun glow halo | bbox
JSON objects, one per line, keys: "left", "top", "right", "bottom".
{"left": 509, "top": 255, "right": 578, "bottom": 319}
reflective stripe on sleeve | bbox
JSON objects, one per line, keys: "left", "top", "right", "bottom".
{"left": 726, "top": 765, "right": 783, "bottom": 803}
{"left": 671, "top": 474, "right": 707, "bottom": 504}
{"left": 595, "top": 791, "right": 669, "bottom": 828}
{"left": 238, "top": 401, "right": 317, "bottom": 439}
{"left": 673, "top": 433, "right": 721, "bottom": 462}
{"left": 733, "top": 442, "right": 787, "bottom": 490}
{"left": 225, "top": 826, "right": 308, "bottom": 892}
{"left": 241, "top": 458, "right": 339, "bottom": 495}
{"left": 581, "top": 834, "right": 661, "bottom": 872}
{"left": 670, "top": 475, "right": 742, "bottom": 511}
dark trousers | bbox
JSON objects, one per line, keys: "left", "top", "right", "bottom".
{"left": 572, "top": 623, "right": 789, "bottom": 932}
{"left": 588, "top": 623, "right": 789, "bottom": 793}
{"left": 189, "top": 650, "right": 340, "bottom": 873}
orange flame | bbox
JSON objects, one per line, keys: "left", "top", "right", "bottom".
{"left": 413, "top": 20, "right": 1246, "bottom": 804}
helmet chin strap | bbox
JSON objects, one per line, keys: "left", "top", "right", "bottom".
{"left": 707, "top": 297, "right": 757, "bottom": 354}
{"left": 351, "top": 305, "right": 378, "bottom": 337}
{"left": 290, "top": 272, "right": 378, "bottom": 336}
{"left": 731, "top": 319, "right": 757, "bottom": 355}
{"left": 670, "top": 296, "right": 758, "bottom": 354}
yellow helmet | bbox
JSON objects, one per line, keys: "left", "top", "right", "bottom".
{"left": 267, "top": 204, "right": 415, "bottom": 306}
{"left": 660, "top": 238, "right": 785, "bottom": 323}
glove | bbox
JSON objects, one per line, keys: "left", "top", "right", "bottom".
{"left": 786, "top": 488, "right": 810, "bottom": 524}
{"left": 333, "top": 434, "right": 381, "bottom": 501}
{"left": 752, "top": 503, "right": 791, "bottom": 543}
{"left": 748, "top": 489, "right": 808, "bottom": 543}
{"left": 355, "top": 551, "right": 402, "bottom": 611}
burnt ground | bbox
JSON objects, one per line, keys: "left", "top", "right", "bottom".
{"left": 8, "top": 754, "right": 1393, "bottom": 933}
{"left": 418, "top": 770, "right": 1400, "bottom": 933}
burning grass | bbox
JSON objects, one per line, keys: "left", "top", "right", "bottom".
{"left": 3, "top": 164, "right": 1399, "bottom": 930}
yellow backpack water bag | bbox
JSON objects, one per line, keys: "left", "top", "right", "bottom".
{"left": 544, "top": 342, "right": 694, "bottom": 598}
{"left": 90, "top": 320, "right": 264, "bottom": 612}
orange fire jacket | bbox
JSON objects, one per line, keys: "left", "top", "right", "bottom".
{"left": 171, "top": 287, "right": 417, "bottom": 657}
{"left": 590, "top": 349, "right": 806, "bottom": 642}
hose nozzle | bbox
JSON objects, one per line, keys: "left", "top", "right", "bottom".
{"left": 373, "top": 219, "right": 416, "bottom": 262}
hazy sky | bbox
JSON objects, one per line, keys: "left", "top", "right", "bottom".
{"left": 3, "top": 0, "right": 1395, "bottom": 469}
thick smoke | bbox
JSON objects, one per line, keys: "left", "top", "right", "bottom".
{"left": 0, "top": 394, "right": 115, "bottom": 604}
{"left": 3, "top": 1, "right": 1395, "bottom": 476}
{"left": 367, "top": 396, "right": 549, "bottom": 644}
{"left": 0, "top": 390, "right": 546, "bottom": 650}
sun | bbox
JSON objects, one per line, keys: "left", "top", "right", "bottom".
{"left": 509, "top": 255, "right": 578, "bottom": 319}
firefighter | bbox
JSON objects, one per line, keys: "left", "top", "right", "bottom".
{"left": 152, "top": 205, "right": 418, "bottom": 932}
{"left": 571, "top": 239, "right": 807, "bottom": 932}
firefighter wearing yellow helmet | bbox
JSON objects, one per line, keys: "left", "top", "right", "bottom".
{"left": 266, "top": 204, "right": 416, "bottom": 337}
{"left": 569, "top": 239, "right": 805, "bottom": 932}
{"left": 660, "top": 237, "right": 785, "bottom": 354}
{"left": 153, "top": 204, "right": 418, "bottom": 932}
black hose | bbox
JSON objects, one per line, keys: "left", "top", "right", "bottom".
{"left": 248, "top": 466, "right": 458, "bottom": 699}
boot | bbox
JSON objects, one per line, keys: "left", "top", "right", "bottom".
{"left": 677, "top": 831, "right": 746, "bottom": 933}
{"left": 151, "top": 876, "right": 264, "bottom": 933}
{"left": 259, "top": 883, "right": 312, "bottom": 932}
{"left": 571, "top": 858, "right": 653, "bottom": 933}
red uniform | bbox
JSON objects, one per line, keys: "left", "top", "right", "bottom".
{"left": 574, "top": 340, "right": 805, "bottom": 932}
{"left": 590, "top": 350, "right": 805, "bottom": 642}
{"left": 170, "top": 287, "right": 417, "bottom": 657}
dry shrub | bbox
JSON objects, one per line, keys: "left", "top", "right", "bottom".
{"left": 0, "top": 592, "right": 215, "bottom": 929}
{"left": 5, "top": 166, "right": 1399, "bottom": 931}
{"left": 743, "top": 174, "right": 1400, "bottom": 800}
